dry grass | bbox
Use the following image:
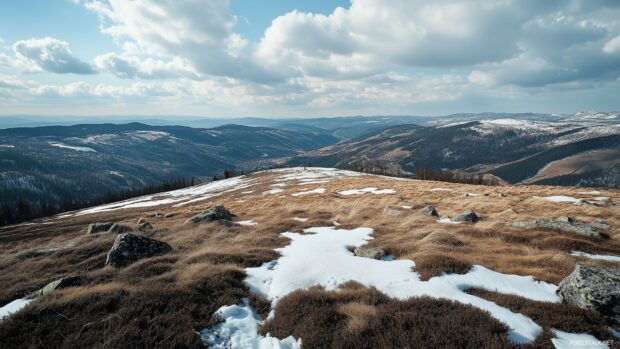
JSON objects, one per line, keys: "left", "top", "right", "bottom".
{"left": 261, "top": 283, "right": 512, "bottom": 349}
{"left": 0, "top": 169, "right": 619, "bottom": 347}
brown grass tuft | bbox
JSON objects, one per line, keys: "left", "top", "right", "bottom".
{"left": 414, "top": 252, "right": 472, "bottom": 280}
{"left": 261, "top": 285, "right": 512, "bottom": 349}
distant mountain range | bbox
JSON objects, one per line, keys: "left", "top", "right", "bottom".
{"left": 287, "top": 114, "right": 620, "bottom": 188}
{"left": 1, "top": 111, "right": 619, "bottom": 214}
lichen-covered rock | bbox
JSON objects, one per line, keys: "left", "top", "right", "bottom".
{"left": 138, "top": 222, "right": 153, "bottom": 231}
{"left": 353, "top": 247, "right": 386, "bottom": 259}
{"left": 105, "top": 233, "right": 172, "bottom": 268}
{"left": 512, "top": 217, "right": 608, "bottom": 239}
{"left": 591, "top": 219, "right": 610, "bottom": 231}
{"left": 419, "top": 205, "right": 438, "bottom": 217}
{"left": 87, "top": 222, "right": 114, "bottom": 234}
{"left": 452, "top": 210, "right": 479, "bottom": 223}
{"left": 185, "top": 206, "right": 234, "bottom": 224}
{"left": 557, "top": 263, "right": 620, "bottom": 324}
{"left": 28, "top": 276, "right": 81, "bottom": 298}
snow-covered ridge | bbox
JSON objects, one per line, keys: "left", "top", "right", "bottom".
{"left": 50, "top": 143, "right": 97, "bottom": 152}
{"left": 61, "top": 167, "right": 368, "bottom": 216}
{"left": 74, "top": 131, "right": 176, "bottom": 145}
{"left": 470, "top": 119, "right": 573, "bottom": 136}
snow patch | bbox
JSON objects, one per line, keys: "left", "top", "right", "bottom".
{"left": 571, "top": 251, "right": 620, "bottom": 263}
{"left": 50, "top": 143, "right": 96, "bottom": 152}
{"left": 200, "top": 299, "right": 300, "bottom": 349}
{"left": 293, "top": 217, "right": 308, "bottom": 222}
{"left": 338, "top": 187, "right": 395, "bottom": 196}
{"left": 263, "top": 188, "right": 284, "bottom": 195}
{"left": 291, "top": 188, "right": 326, "bottom": 197}
{"left": 551, "top": 329, "right": 610, "bottom": 349}
{"left": 533, "top": 196, "right": 582, "bottom": 205}
{"left": 578, "top": 191, "right": 601, "bottom": 195}
{"left": 297, "top": 180, "right": 330, "bottom": 185}
{"left": 437, "top": 217, "right": 462, "bottom": 225}
{"left": 245, "top": 226, "right": 560, "bottom": 344}
{"left": 0, "top": 298, "right": 31, "bottom": 320}
{"left": 237, "top": 220, "right": 257, "bottom": 226}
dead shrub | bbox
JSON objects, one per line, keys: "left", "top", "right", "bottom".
{"left": 0, "top": 266, "right": 249, "bottom": 349}
{"left": 414, "top": 253, "right": 472, "bottom": 280}
{"left": 261, "top": 286, "right": 511, "bottom": 349}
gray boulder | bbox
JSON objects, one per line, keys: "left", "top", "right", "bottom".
{"left": 512, "top": 217, "right": 608, "bottom": 239}
{"left": 28, "top": 276, "right": 81, "bottom": 298}
{"left": 105, "top": 233, "right": 172, "bottom": 268}
{"left": 87, "top": 222, "right": 114, "bottom": 234}
{"left": 557, "top": 263, "right": 620, "bottom": 324}
{"left": 354, "top": 247, "right": 386, "bottom": 260}
{"left": 108, "top": 223, "right": 132, "bottom": 234}
{"left": 138, "top": 222, "right": 153, "bottom": 231}
{"left": 419, "top": 205, "right": 439, "bottom": 217}
{"left": 452, "top": 210, "right": 479, "bottom": 223}
{"left": 185, "top": 206, "right": 234, "bottom": 224}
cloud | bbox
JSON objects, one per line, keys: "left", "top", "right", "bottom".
{"left": 256, "top": 0, "right": 620, "bottom": 87}
{"left": 603, "top": 35, "right": 620, "bottom": 54}
{"left": 93, "top": 53, "right": 199, "bottom": 79}
{"left": 12, "top": 37, "right": 96, "bottom": 74}
{"left": 0, "top": 75, "right": 28, "bottom": 89}
{"left": 83, "top": 0, "right": 281, "bottom": 83}
{"left": 31, "top": 80, "right": 181, "bottom": 99}
{"left": 6, "top": 0, "right": 619, "bottom": 115}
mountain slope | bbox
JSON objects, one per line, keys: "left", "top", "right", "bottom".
{"left": 0, "top": 168, "right": 618, "bottom": 348}
{"left": 0, "top": 123, "right": 338, "bottom": 210}
{"left": 288, "top": 119, "right": 620, "bottom": 187}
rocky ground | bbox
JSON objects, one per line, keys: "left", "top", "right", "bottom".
{"left": 0, "top": 167, "right": 619, "bottom": 348}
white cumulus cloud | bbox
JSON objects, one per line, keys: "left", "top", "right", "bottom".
{"left": 13, "top": 37, "right": 96, "bottom": 74}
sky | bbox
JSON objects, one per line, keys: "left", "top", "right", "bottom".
{"left": 0, "top": 0, "right": 619, "bottom": 118}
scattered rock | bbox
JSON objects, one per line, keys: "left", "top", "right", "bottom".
{"left": 164, "top": 213, "right": 176, "bottom": 218}
{"left": 557, "top": 263, "right": 620, "bottom": 324}
{"left": 185, "top": 206, "right": 235, "bottom": 224}
{"left": 108, "top": 224, "right": 132, "bottom": 234}
{"left": 419, "top": 205, "right": 439, "bottom": 217}
{"left": 105, "top": 233, "right": 172, "bottom": 268}
{"left": 137, "top": 217, "right": 147, "bottom": 224}
{"left": 496, "top": 193, "right": 507, "bottom": 198}
{"left": 386, "top": 209, "right": 401, "bottom": 217}
{"left": 452, "top": 210, "right": 479, "bottom": 223}
{"left": 556, "top": 216, "right": 576, "bottom": 223}
{"left": 87, "top": 222, "right": 114, "bottom": 234}
{"left": 353, "top": 247, "right": 386, "bottom": 260}
{"left": 512, "top": 196, "right": 522, "bottom": 202}
{"left": 28, "top": 276, "right": 81, "bottom": 298}
{"left": 512, "top": 217, "right": 608, "bottom": 239}
{"left": 138, "top": 222, "right": 153, "bottom": 231}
